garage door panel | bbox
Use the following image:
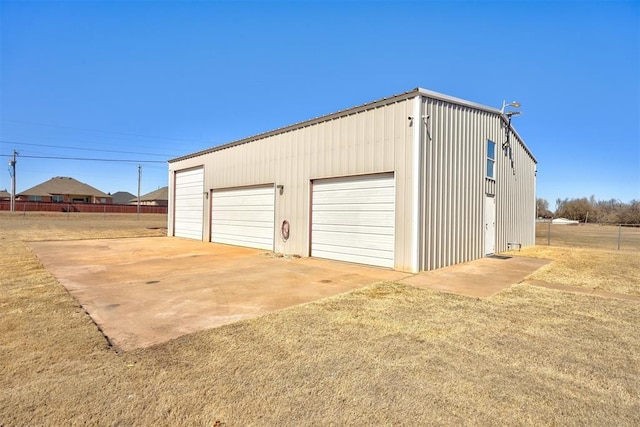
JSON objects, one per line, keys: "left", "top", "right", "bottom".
{"left": 213, "top": 218, "right": 273, "bottom": 227}
{"left": 212, "top": 210, "right": 274, "bottom": 222}
{"left": 312, "top": 231, "right": 394, "bottom": 249}
{"left": 213, "top": 223, "right": 274, "bottom": 236}
{"left": 214, "top": 204, "right": 275, "bottom": 211}
{"left": 213, "top": 232, "right": 273, "bottom": 250}
{"left": 175, "top": 199, "right": 203, "bottom": 210}
{"left": 174, "top": 209, "right": 202, "bottom": 219}
{"left": 312, "top": 223, "right": 394, "bottom": 236}
{"left": 313, "top": 191, "right": 394, "bottom": 204}
{"left": 174, "top": 168, "right": 204, "bottom": 240}
{"left": 312, "top": 248, "right": 394, "bottom": 268}
{"left": 312, "top": 202, "right": 394, "bottom": 212}
{"left": 311, "top": 174, "right": 394, "bottom": 268}
{"left": 313, "top": 243, "right": 393, "bottom": 259}
{"left": 213, "top": 194, "right": 273, "bottom": 207}
{"left": 312, "top": 210, "right": 395, "bottom": 227}
{"left": 313, "top": 177, "right": 393, "bottom": 191}
{"left": 211, "top": 186, "right": 275, "bottom": 251}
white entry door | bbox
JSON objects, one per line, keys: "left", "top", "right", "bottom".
{"left": 484, "top": 195, "right": 496, "bottom": 255}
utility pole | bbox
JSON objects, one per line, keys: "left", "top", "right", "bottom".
{"left": 137, "top": 164, "right": 141, "bottom": 219}
{"left": 8, "top": 150, "right": 17, "bottom": 212}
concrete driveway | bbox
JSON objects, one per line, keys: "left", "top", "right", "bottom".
{"left": 29, "top": 238, "right": 549, "bottom": 352}
{"left": 28, "top": 237, "right": 411, "bottom": 351}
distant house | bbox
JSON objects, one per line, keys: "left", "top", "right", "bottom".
{"left": 17, "top": 177, "right": 112, "bottom": 204}
{"left": 111, "top": 191, "right": 136, "bottom": 205}
{"left": 131, "top": 186, "right": 168, "bottom": 206}
{"left": 0, "top": 189, "right": 10, "bottom": 201}
{"left": 552, "top": 217, "right": 580, "bottom": 225}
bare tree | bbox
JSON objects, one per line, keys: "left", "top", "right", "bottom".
{"left": 536, "top": 198, "right": 552, "bottom": 218}
{"left": 552, "top": 197, "right": 640, "bottom": 224}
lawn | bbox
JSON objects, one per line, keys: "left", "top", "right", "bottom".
{"left": 1, "top": 213, "right": 639, "bottom": 425}
{"left": 536, "top": 221, "right": 640, "bottom": 251}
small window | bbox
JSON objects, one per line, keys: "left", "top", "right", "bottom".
{"left": 29, "top": 195, "right": 42, "bottom": 202}
{"left": 486, "top": 140, "right": 496, "bottom": 179}
{"left": 52, "top": 195, "right": 64, "bottom": 203}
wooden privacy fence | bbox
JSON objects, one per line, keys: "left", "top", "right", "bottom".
{"left": 0, "top": 201, "right": 167, "bottom": 214}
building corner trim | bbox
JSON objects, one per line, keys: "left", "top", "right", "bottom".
{"left": 410, "top": 95, "right": 422, "bottom": 273}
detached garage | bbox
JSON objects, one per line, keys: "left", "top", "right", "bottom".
{"left": 168, "top": 87, "right": 537, "bottom": 273}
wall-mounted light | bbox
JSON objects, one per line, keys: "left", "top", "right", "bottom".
{"left": 500, "top": 100, "right": 521, "bottom": 114}
{"left": 276, "top": 184, "right": 284, "bottom": 195}
{"left": 499, "top": 100, "right": 522, "bottom": 150}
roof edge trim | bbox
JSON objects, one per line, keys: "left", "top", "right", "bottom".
{"left": 417, "top": 87, "right": 536, "bottom": 163}
{"left": 169, "top": 89, "right": 421, "bottom": 163}
{"left": 169, "top": 87, "right": 536, "bottom": 164}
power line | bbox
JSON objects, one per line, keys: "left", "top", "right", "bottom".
{"left": 1, "top": 118, "right": 203, "bottom": 143}
{"left": 0, "top": 139, "right": 177, "bottom": 157}
{"left": 0, "top": 154, "right": 166, "bottom": 163}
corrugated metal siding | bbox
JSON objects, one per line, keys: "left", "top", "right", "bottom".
{"left": 167, "top": 90, "right": 536, "bottom": 272}
{"left": 420, "top": 97, "right": 536, "bottom": 270}
{"left": 495, "top": 125, "right": 536, "bottom": 251}
{"left": 168, "top": 98, "right": 417, "bottom": 271}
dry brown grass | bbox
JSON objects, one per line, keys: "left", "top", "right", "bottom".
{"left": 1, "top": 214, "right": 639, "bottom": 425}
{"left": 512, "top": 246, "right": 640, "bottom": 297}
{"left": 536, "top": 222, "right": 640, "bottom": 251}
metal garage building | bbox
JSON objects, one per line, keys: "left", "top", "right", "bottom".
{"left": 167, "top": 88, "right": 537, "bottom": 273}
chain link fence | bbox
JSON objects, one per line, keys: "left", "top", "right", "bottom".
{"left": 536, "top": 221, "right": 640, "bottom": 251}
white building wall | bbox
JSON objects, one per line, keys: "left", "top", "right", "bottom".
{"left": 495, "top": 124, "right": 537, "bottom": 251}
{"left": 420, "top": 96, "right": 536, "bottom": 270}
{"left": 169, "top": 88, "right": 537, "bottom": 272}
{"left": 169, "top": 96, "right": 419, "bottom": 271}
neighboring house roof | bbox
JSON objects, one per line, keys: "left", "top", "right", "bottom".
{"left": 0, "top": 189, "right": 10, "bottom": 200}
{"left": 18, "top": 177, "right": 110, "bottom": 198}
{"left": 131, "top": 186, "right": 168, "bottom": 203}
{"left": 112, "top": 191, "right": 136, "bottom": 204}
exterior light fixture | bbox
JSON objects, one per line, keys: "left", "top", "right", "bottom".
{"left": 500, "top": 100, "right": 522, "bottom": 151}
{"left": 500, "top": 100, "right": 521, "bottom": 114}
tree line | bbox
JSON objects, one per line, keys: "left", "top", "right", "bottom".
{"left": 536, "top": 197, "right": 640, "bottom": 224}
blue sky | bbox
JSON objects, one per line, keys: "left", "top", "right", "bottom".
{"left": 1, "top": 0, "right": 638, "bottom": 205}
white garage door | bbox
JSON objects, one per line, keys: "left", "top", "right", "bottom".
{"left": 211, "top": 185, "right": 275, "bottom": 250}
{"left": 311, "top": 173, "right": 395, "bottom": 268}
{"left": 174, "top": 167, "right": 204, "bottom": 240}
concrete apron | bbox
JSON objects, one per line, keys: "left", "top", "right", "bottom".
{"left": 399, "top": 255, "right": 551, "bottom": 297}
{"left": 28, "top": 237, "right": 410, "bottom": 351}
{"left": 28, "top": 238, "right": 549, "bottom": 351}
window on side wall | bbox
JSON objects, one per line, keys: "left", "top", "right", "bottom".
{"left": 486, "top": 139, "right": 496, "bottom": 179}
{"left": 52, "top": 195, "right": 64, "bottom": 203}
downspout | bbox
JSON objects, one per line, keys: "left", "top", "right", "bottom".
{"left": 410, "top": 95, "right": 423, "bottom": 273}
